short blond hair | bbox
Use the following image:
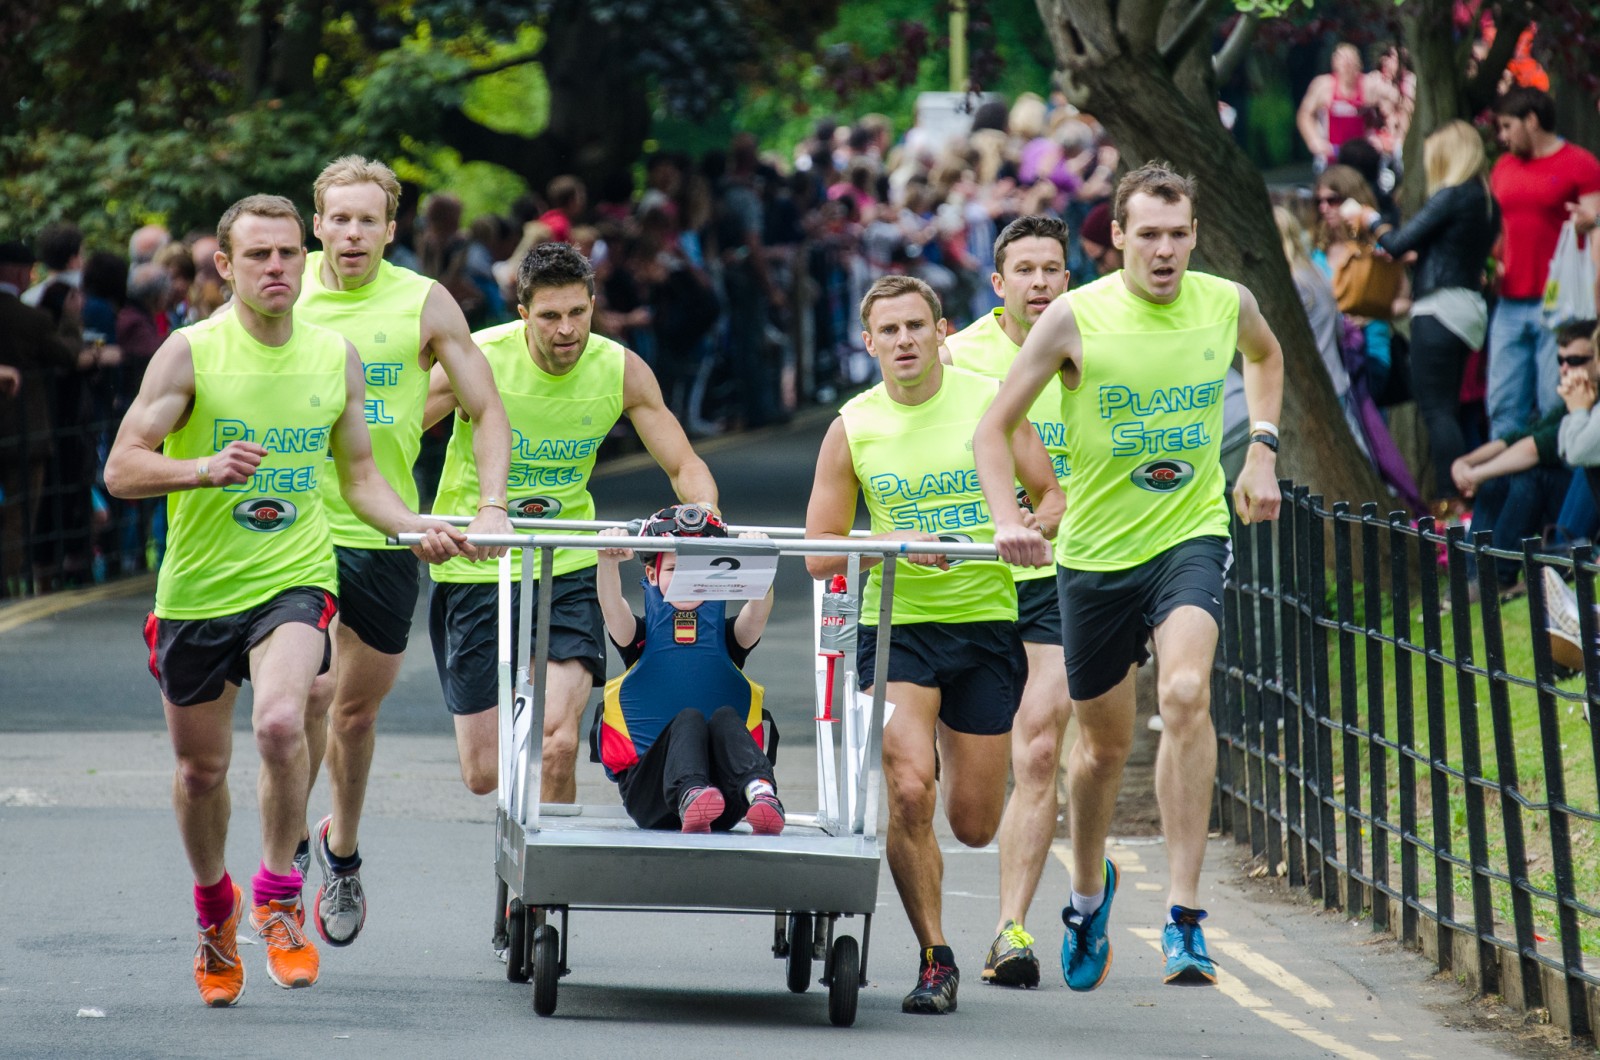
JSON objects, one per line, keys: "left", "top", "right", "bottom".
{"left": 313, "top": 155, "right": 402, "bottom": 221}
{"left": 1009, "top": 93, "right": 1046, "bottom": 140}
{"left": 1423, "top": 120, "right": 1487, "bottom": 197}
{"left": 216, "top": 194, "right": 304, "bottom": 257}
{"left": 859, "top": 275, "right": 942, "bottom": 331}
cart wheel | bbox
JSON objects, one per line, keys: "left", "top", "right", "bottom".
{"left": 827, "top": 935, "right": 859, "bottom": 1027}
{"left": 505, "top": 900, "right": 528, "bottom": 983}
{"left": 531, "top": 924, "right": 559, "bottom": 1016}
{"left": 785, "top": 913, "right": 813, "bottom": 993}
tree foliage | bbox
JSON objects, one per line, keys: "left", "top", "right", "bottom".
{"left": 0, "top": 0, "right": 843, "bottom": 245}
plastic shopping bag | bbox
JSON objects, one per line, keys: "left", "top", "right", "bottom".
{"left": 1543, "top": 219, "right": 1596, "bottom": 325}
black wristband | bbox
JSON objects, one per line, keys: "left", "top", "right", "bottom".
{"left": 1249, "top": 431, "right": 1279, "bottom": 454}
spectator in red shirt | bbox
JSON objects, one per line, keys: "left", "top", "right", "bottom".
{"left": 539, "top": 175, "right": 585, "bottom": 244}
{"left": 1486, "top": 87, "right": 1600, "bottom": 438}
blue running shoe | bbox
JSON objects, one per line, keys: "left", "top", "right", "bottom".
{"left": 1162, "top": 906, "right": 1217, "bottom": 985}
{"left": 1060, "top": 858, "right": 1119, "bottom": 991}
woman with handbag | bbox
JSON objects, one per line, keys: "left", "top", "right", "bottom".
{"left": 1277, "top": 204, "right": 1423, "bottom": 514}
{"left": 1312, "top": 165, "right": 1406, "bottom": 401}
{"left": 1366, "top": 121, "right": 1500, "bottom": 514}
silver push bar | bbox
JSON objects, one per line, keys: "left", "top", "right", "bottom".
{"left": 425, "top": 514, "right": 870, "bottom": 538}
{"left": 388, "top": 532, "right": 1002, "bottom": 560}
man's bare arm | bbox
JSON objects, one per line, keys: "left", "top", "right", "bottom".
{"left": 105, "top": 333, "right": 268, "bottom": 499}
{"left": 1012, "top": 425, "right": 1065, "bottom": 545}
{"left": 422, "top": 284, "right": 510, "bottom": 509}
{"left": 1232, "top": 285, "right": 1284, "bottom": 525}
{"left": 805, "top": 418, "right": 867, "bottom": 581}
{"left": 976, "top": 295, "right": 1078, "bottom": 540}
{"left": 331, "top": 345, "right": 468, "bottom": 562}
{"left": 622, "top": 350, "right": 718, "bottom": 508}
{"left": 804, "top": 417, "right": 946, "bottom": 579}
{"left": 422, "top": 361, "right": 459, "bottom": 429}
{"left": 421, "top": 284, "right": 512, "bottom": 552}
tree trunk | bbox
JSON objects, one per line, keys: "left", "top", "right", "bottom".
{"left": 1034, "top": 0, "right": 1388, "bottom": 509}
{"left": 1397, "top": 0, "right": 1526, "bottom": 216}
{"left": 1552, "top": 67, "right": 1600, "bottom": 156}
{"left": 240, "top": 0, "right": 322, "bottom": 101}
{"left": 440, "top": 12, "right": 651, "bottom": 203}
{"left": 1398, "top": 0, "right": 1468, "bottom": 215}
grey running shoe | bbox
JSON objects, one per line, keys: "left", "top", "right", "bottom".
{"left": 982, "top": 920, "right": 1040, "bottom": 987}
{"left": 312, "top": 814, "right": 366, "bottom": 946}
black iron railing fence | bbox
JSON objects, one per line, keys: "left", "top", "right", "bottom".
{"left": 1214, "top": 482, "right": 1600, "bottom": 1039}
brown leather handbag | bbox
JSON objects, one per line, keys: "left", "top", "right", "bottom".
{"left": 1332, "top": 239, "right": 1404, "bottom": 319}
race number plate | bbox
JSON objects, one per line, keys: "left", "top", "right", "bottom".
{"left": 666, "top": 549, "right": 779, "bottom": 600}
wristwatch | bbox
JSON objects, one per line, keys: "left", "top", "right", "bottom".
{"left": 1249, "top": 431, "right": 1279, "bottom": 454}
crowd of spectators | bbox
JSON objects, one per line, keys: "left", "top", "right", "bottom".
{"left": 1292, "top": 40, "right": 1600, "bottom": 618}
{"left": 1, "top": 223, "right": 232, "bottom": 595}
{"left": 5, "top": 28, "right": 1600, "bottom": 613}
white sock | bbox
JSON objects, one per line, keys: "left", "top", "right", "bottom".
{"left": 745, "top": 779, "right": 775, "bottom": 801}
{"left": 1070, "top": 889, "right": 1103, "bottom": 917}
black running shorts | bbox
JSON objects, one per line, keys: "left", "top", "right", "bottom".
{"left": 335, "top": 546, "right": 420, "bottom": 656}
{"left": 1015, "top": 573, "right": 1064, "bottom": 646}
{"left": 1057, "top": 535, "right": 1230, "bottom": 702}
{"left": 144, "top": 586, "right": 337, "bottom": 707}
{"left": 428, "top": 570, "right": 606, "bottom": 716}
{"left": 855, "top": 620, "right": 1025, "bottom": 736}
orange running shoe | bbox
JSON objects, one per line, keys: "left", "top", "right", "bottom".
{"left": 250, "top": 897, "right": 320, "bottom": 989}
{"left": 193, "top": 883, "right": 246, "bottom": 1007}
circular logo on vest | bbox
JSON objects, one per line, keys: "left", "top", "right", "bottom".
{"left": 232, "top": 498, "right": 299, "bottom": 532}
{"left": 511, "top": 495, "right": 563, "bottom": 519}
{"left": 936, "top": 531, "right": 972, "bottom": 567}
{"left": 1131, "top": 459, "right": 1194, "bottom": 493}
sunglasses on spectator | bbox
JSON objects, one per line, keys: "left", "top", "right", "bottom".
{"left": 1558, "top": 354, "right": 1594, "bottom": 367}
{"left": 1315, "top": 195, "right": 1342, "bottom": 206}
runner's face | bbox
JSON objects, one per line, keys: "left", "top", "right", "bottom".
{"left": 218, "top": 215, "right": 304, "bottom": 318}
{"left": 862, "top": 291, "right": 945, "bottom": 387}
{"left": 313, "top": 182, "right": 395, "bottom": 287}
{"left": 520, "top": 283, "right": 594, "bottom": 373}
{"left": 1113, "top": 193, "right": 1195, "bottom": 305}
{"left": 992, "top": 236, "right": 1067, "bottom": 330}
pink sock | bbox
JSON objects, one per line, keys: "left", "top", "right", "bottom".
{"left": 194, "top": 872, "right": 236, "bottom": 928}
{"left": 251, "top": 862, "right": 302, "bottom": 908}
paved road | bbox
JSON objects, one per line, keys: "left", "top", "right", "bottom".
{"left": 0, "top": 413, "right": 1538, "bottom": 1058}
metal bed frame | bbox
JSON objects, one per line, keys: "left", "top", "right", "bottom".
{"left": 397, "top": 518, "right": 998, "bottom": 1025}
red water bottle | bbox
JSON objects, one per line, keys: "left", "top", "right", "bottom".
{"left": 817, "top": 574, "right": 856, "bottom": 720}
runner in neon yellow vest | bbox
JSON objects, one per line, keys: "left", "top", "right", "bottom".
{"left": 423, "top": 243, "right": 717, "bottom": 906}
{"left": 805, "top": 275, "right": 1063, "bottom": 1016}
{"left": 295, "top": 157, "right": 512, "bottom": 949}
{"left": 104, "top": 195, "right": 466, "bottom": 1008}
{"left": 943, "top": 215, "right": 1073, "bottom": 989}
{"left": 974, "top": 164, "right": 1285, "bottom": 992}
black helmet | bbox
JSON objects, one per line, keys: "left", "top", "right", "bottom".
{"left": 638, "top": 503, "right": 726, "bottom": 540}
{"left": 634, "top": 503, "right": 726, "bottom": 567}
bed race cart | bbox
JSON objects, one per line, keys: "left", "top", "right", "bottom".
{"left": 396, "top": 517, "right": 999, "bottom": 1026}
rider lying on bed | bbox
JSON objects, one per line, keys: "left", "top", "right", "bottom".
{"left": 594, "top": 504, "right": 784, "bottom": 834}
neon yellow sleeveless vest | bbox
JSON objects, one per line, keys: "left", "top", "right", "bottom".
{"left": 945, "top": 308, "right": 1070, "bottom": 582}
{"left": 432, "top": 322, "right": 626, "bottom": 583}
{"left": 1057, "top": 271, "right": 1238, "bottom": 571}
{"left": 156, "top": 312, "right": 346, "bottom": 619}
{"left": 840, "top": 365, "right": 1016, "bottom": 625}
{"left": 299, "top": 251, "right": 433, "bottom": 549}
